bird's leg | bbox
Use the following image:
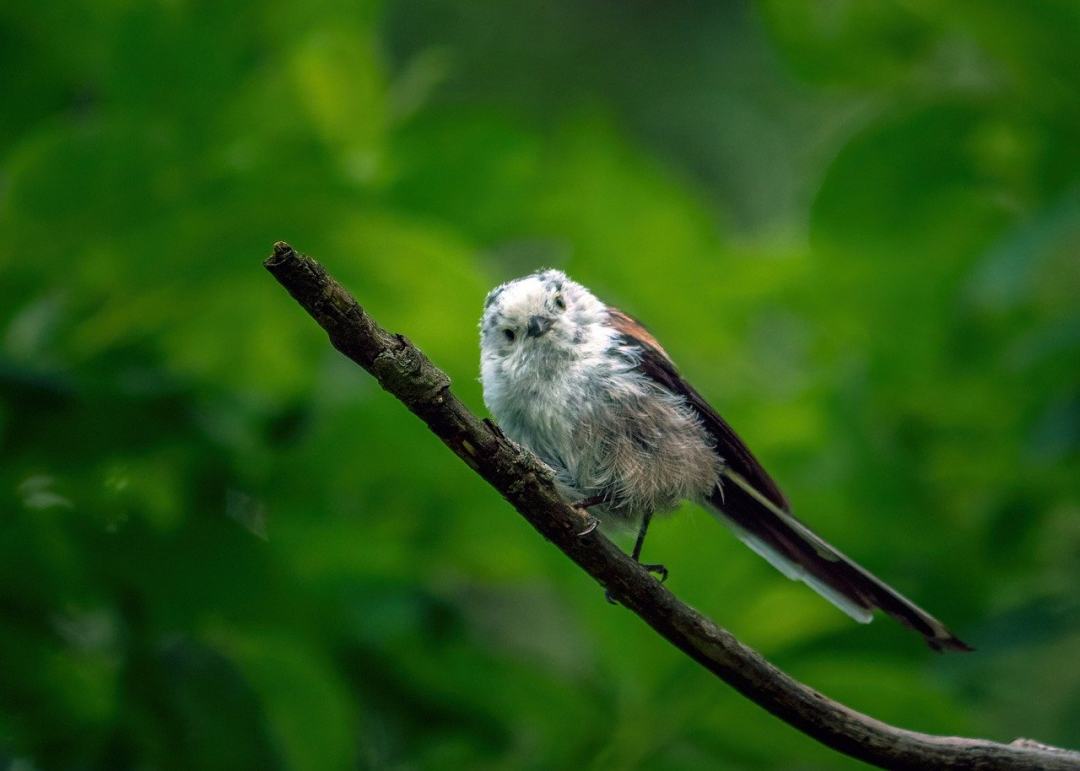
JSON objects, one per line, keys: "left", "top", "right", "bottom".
{"left": 572, "top": 495, "right": 606, "bottom": 509}
{"left": 631, "top": 510, "right": 668, "bottom": 582}
{"left": 630, "top": 509, "right": 652, "bottom": 561}
{"left": 606, "top": 510, "right": 667, "bottom": 604}
{"left": 572, "top": 495, "right": 605, "bottom": 536}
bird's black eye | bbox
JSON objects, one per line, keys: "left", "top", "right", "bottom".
{"left": 554, "top": 295, "right": 566, "bottom": 311}
{"left": 503, "top": 329, "right": 516, "bottom": 342}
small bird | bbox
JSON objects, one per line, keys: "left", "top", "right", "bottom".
{"left": 479, "top": 269, "right": 972, "bottom": 652}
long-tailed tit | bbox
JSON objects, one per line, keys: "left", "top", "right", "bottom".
{"left": 479, "top": 269, "right": 971, "bottom": 652}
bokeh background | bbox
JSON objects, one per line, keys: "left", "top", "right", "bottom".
{"left": 2, "top": 1, "right": 1079, "bottom": 769}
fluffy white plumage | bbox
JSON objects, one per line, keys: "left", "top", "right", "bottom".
{"left": 479, "top": 269, "right": 721, "bottom": 522}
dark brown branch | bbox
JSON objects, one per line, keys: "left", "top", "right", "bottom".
{"left": 264, "top": 241, "right": 1080, "bottom": 771}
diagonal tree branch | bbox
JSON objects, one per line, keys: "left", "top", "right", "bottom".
{"left": 263, "top": 241, "right": 1080, "bottom": 771}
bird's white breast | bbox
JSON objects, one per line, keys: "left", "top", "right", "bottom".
{"left": 482, "top": 338, "right": 721, "bottom": 521}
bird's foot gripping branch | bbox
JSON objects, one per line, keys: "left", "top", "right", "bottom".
{"left": 264, "top": 242, "right": 1080, "bottom": 771}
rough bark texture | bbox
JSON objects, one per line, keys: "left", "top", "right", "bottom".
{"left": 264, "top": 241, "right": 1080, "bottom": 771}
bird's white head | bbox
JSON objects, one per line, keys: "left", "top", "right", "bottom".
{"left": 479, "top": 269, "right": 612, "bottom": 387}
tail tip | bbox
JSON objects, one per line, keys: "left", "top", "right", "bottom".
{"left": 928, "top": 634, "right": 975, "bottom": 654}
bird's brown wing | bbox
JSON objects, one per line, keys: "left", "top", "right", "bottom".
{"left": 607, "top": 307, "right": 790, "bottom": 512}
{"left": 607, "top": 306, "right": 972, "bottom": 652}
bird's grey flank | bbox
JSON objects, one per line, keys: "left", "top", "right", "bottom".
{"left": 479, "top": 269, "right": 971, "bottom": 652}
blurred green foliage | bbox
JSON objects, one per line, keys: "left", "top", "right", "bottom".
{"left": 2, "top": 1, "right": 1079, "bottom": 769}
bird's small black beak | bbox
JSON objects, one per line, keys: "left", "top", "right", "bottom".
{"left": 526, "top": 315, "right": 553, "bottom": 338}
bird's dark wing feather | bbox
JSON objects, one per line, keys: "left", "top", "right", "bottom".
{"left": 606, "top": 306, "right": 972, "bottom": 653}
{"left": 607, "top": 307, "right": 790, "bottom": 512}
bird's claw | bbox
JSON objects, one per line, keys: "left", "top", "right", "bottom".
{"left": 571, "top": 496, "right": 604, "bottom": 536}
{"left": 642, "top": 563, "right": 669, "bottom": 583}
{"left": 576, "top": 513, "right": 600, "bottom": 536}
{"left": 604, "top": 562, "right": 669, "bottom": 606}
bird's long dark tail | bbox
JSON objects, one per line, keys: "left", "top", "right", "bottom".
{"left": 708, "top": 469, "right": 972, "bottom": 653}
